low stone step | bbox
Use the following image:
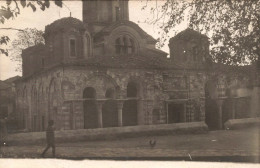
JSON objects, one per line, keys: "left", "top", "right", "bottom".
{"left": 224, "top": 117, "right": 260, "bottom": 130}
{"left": 6, "top": 122, "right": 208, "bottom": 146}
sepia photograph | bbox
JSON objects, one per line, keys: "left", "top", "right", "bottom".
{"left": 0, "top": 0, "right": 259, "bottom": 167}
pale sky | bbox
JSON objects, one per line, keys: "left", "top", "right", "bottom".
{"left": 0, "top": 0, "right": 188, "bottom": 80}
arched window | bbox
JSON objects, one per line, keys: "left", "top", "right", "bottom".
{"left": 115, "top": 35, "right": 136, "bottom": 55}
{"left": 69, "top": 38, "right": 76, "bottom": 57}
{"left": 129, "top": 39, "right": 135, "bottom": 54}
{"left": 115, "top": 38, "right": 122, "bottom": 54}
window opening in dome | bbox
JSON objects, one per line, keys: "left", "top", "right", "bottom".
{"left": 115, "top": 38, "right": 121, "bottom": 54}
{"left": 122, "top": 36, "right": 127, "bottom": 54}
{"left": 70, "top": 39, "right": 76, "bottom": 57}
{"left": 115, "top": 7, "right": 120, "bottom": 21}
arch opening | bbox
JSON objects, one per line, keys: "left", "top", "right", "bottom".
{"left": 102, "top": 88, "right": 118, "bottom": 128}
{"left": 83, "top": 87, "right": 98, "bottom": 129}
{"left": 122, "top": 82, "right": 138, "bottom": 126}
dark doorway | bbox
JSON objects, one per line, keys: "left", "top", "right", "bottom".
{"left": 168, "top": 103, "right": 183, "bottom": 123}
{"left": 205, "top": 99, "right": 219, "bottom": 130}
{"left": 102, "top": 100, "right": 118, "bottom": 128}
{"left": 83, "top": 87, "right": 98, "bottom": 129}
{"left": 122, "top": 82, "right": 138, "bottom": 126}
{"left": 205, "top": 81, "right": 220, "bottom": 130}
{"left": 222, "top": 98, "right": 232, "bottom": 127}
{"left": 122, "top": 100, "right": 138, "bottom": 126}
{"left": 152, "top": 109, "right": 160, "bottom": 124}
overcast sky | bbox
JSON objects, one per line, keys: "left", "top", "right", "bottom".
{"left": 0, "top": 0, "right": 188, "bottom": 80}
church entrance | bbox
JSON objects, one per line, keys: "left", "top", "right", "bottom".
{"left": 167, "top": 103, "right": 183, "bottom": 123}
{"left": 205, "top": 99, "right": 219, "bottom": 130}
{"left": 83, "top": 87, "right": 98, "bottom": 129}
{"left": 122, "top": 82, "right": 138, "bottom": 126}
{"left": 205, "top": 80, "right": 220, "bottom": 130}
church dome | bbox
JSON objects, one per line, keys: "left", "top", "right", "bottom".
{"left": 45, "top": 17, "right": 85, "bottom": 34}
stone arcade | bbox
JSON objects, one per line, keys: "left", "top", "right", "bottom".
{"left": 15, "top": 0, "right": 259, "bottom": 132}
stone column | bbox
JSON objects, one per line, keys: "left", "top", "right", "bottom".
{"left": 96, "top": 100, "right": 104, "bottom": 128}
{"left": 117, "top": 100, "right": 124, "bottom": 127}
{"left": 137, "top": 99, "right": 145, "bottom": 125}
{"left": 216, "top": 99, "right": 224, "bottom": 129}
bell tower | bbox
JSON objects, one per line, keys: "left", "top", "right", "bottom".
{"left": 83, "top": 0, "right": 129, "bottom": 26}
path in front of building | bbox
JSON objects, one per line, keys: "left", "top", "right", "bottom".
{"left": 0, "top": 127, "right": 259, "bottom": 162}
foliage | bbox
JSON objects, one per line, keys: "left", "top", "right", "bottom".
{"left": 144, "top": 0, "right": 259, "bottom": 65}
{"left": 0, "top": 0, "right": 62, "bottom": 56}
{"left": 10, "top": 28, "right": 44, "bottom": 72}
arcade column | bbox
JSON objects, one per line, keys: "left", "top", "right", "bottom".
{"left": 216, "top": 99, "right": 224, "bottom": 129}
{"left": 117, "top": 100, "right": 124, "bottom": 127}
{"left": 96, "top": 100, "right": 105, "bottom": 128}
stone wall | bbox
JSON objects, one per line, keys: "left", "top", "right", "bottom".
{"left": 16, "top": 66, "right": 174, "bottom": 131}
{"left": 16, "top": 62, "right": 259, "bottom": 131}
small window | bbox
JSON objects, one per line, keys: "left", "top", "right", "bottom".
{"left": 115, "top": 38, "right": 121, "bottom": 54}
{"left": 115, "top": 7, "right": 120, "bottom": 21}
{"left": 129, "top": 39, "right": 135, "bottom": 54}
{"left": 70, "top": 39, "right": 76, "bottom": 57}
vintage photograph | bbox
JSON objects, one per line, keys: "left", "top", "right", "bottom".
{"left": 0, "top": 0, "right": 259, "bottom": 165}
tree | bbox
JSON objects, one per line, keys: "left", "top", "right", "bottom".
{"left": 144, "top": 0, "right": 259, "bottom": 65}
{"left": 9, "top": 28, "right": 44, "bottom": 72}
{"left": 0, "top": 0, "right": 62, "bottom": 56}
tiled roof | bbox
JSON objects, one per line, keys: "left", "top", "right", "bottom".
{"left": 94, "top": 20, "right": 157, "bottom": 43}
{"left": 22, "top": 43, "right": 46, "bottom": 56}
{"left": 64, "top": 51, "right": 185, "bottom": 70}
{"left": 169, "top": 28, "right": 208, "bottom": 43}
{"left": 4, "top": 76, "right": 21, "bottom": 84}
{"left": 45, "top": 17, "right": 85, "bottom": 33}
{"left": 0, "top": 81, "right": 10, "bottom": 90}
{"left": 210, "top": 62, "right": 255, "bottom": 74}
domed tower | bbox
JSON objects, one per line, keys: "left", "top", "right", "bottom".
{"left": 169, "top": 28, "right": 209, "bottom": 67}
{"left": 43, "top": 17, "right": 92, "bottom": 67}
{"left": 83, "top": 0, "right": 129, "bottom": 33}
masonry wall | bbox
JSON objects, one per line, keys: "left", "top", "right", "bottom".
{"left": 16, "top": 64, "right": 210, "bottom": 131}
{"left": 16, "top": 63, "right": 259, "bottom": 132}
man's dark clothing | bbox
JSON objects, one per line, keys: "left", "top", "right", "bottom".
{"left": 42, "top": 125, "right": 55, "bottom": 157}
{"left": 46, "top": 125, "right": 55, "bottom": 145}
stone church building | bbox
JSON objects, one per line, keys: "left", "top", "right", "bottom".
{"left": 15, "top": 0, "right": 259, "bottom": 132}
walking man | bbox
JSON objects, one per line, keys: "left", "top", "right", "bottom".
{"left": 41, "top": 120, "right": 55, "bottom": 157}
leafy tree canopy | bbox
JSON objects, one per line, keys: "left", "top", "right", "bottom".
{"left": 10, "top": 28, "right": 44, "bottom": 72}
{"left": 0, "top": 0, "right": 62, "bottom": 56}
{"left": 144, "top": 0, "right": 259, "bottom": 65}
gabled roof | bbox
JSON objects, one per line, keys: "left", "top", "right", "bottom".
{"left": 94, "top": 20, "right": 157, "bottom": 44}
{"left": 0, "top": 81, "right": 10, "bottom": 90}
{"left": 4, "top": 76, "right": 21, "bottom": 84}
{"left": 22, "top": 43, "right": 46, "bottom": 56}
